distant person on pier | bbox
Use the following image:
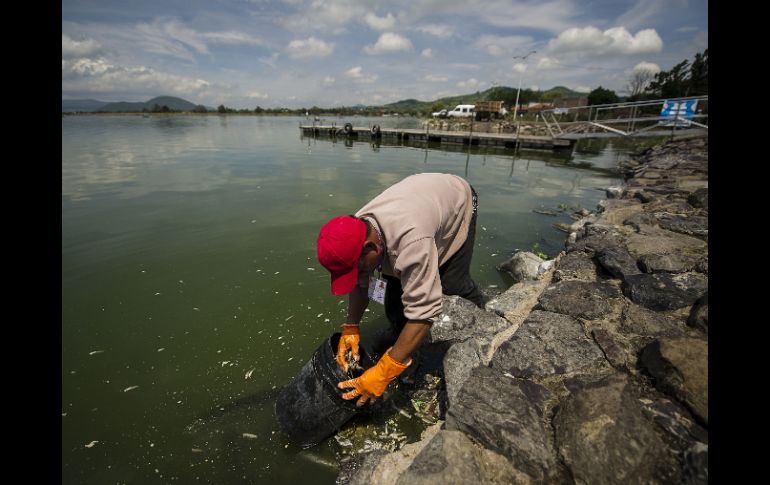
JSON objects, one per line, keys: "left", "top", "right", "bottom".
{"left": 316, "top": 173, "right": 485, "bottom": 407}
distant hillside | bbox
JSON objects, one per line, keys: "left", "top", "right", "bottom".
{"left": 382, "top": 85, "right": 587, "bottom": 113}
{"left": 98, "top": 96, "right": 202, "bottom": 112}
{"left": 62, "top": 99, "right": 109, "bottom": 112}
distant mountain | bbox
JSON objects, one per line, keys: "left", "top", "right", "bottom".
{"left": 61, "top": 99, "right": 109, "bottom": 112}
{"left": 97, "top": 96, "right": 202, "bottom": 112}
{"left": 382, "top": 85, "right": 587, "bottom": 113}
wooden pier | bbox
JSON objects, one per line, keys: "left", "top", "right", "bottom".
{"left": 300, "top": 125, "right": 574, "bottom": 151}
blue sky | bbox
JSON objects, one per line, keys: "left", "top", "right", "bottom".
{"left": 62, "top": 0, "right": 708, "bottom": 108}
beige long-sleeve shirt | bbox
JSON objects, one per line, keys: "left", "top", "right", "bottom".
{"left": 355, "top": 173, "right": 474, "bottom": 322}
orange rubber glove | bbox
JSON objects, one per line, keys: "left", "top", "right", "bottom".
{"left": 337, "top": 350, "right": 411, "bottom": 407}
{"left": 336, "top": 324, "right": 360, "bottom": 373}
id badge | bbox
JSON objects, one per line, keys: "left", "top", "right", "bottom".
{"left": 367, "top": 275, "right": 387, "bottom": 304}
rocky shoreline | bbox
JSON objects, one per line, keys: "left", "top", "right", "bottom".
{"left": 337, "top": 136, "right": 708, "bottom": 484}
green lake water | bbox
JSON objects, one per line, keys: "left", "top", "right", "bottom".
{"left": 62, "top": 114, "right": 637, "bottom": 483}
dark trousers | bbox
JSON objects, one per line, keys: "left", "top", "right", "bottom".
{"left": 383, "top": 187, "right": 483, "bottom": 334}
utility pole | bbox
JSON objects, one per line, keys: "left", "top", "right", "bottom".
{"left": 512, "top": 50, "right": 537, "bottom": 123}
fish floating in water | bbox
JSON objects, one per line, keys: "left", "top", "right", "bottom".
{"left": 245, "top": 368, "right": 255, "bottom": 380}
{"left": 84, "top": 441, "right": 99, "bottom": 448}
{"left": 123, "top": 386, "right": 139, "bottom": 392}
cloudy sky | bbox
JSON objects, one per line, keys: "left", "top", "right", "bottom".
{"left": 62, "top": 0, "right": 708, "bottom": 109}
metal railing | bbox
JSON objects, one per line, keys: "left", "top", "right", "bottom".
{"left": 537, "top": 95, "right": 708, "bottom": 139}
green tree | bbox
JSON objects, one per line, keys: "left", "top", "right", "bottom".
{"left": 254, "top": 106, "right": 264, "bottom": 114}
{"left": 587, "top": 86, "right": 619, "bottom": 106}
{"left": 193, "top": 105, "right": 207, "bottom": 113}
{"left": 217, "top": 104, "right": 227, "bottom": 113}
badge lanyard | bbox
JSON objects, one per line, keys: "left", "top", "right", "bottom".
{"left": 365, "top": 217, "right": 387, "bottom": 304}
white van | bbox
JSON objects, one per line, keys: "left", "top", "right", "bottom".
{"left": 447, "top": 104, "right": 475, "bottom": 118}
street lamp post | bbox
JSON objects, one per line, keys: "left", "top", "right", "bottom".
{"left": 512, "top": 50, "right": 536, "bottom": 122}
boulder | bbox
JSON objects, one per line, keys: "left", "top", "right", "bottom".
{"left": 446, "top": 367, "right": 563, "bottom": 482}
{"left": 496, "top": 251, "right": 544, "bottom": 283}
{"left": 620, "top": 303, "right": 688, "bottom": 338}
{"left": 554, "top": 373, "right": 683, "bottom": 485}
{"left": 687, "top": 292, "right": 708, "bottom": 333}
{"left": 395, "top": 430, "right": 530, "bottom": 485}
{"left": 538, "top": 280, "right": 622, "bottom": 320}
{"left": 595, "top": 246, "right": 642, "bottom": 281}
{"left": 638, "top": 337, "right": 708, "bottom": 424}
{"left": 687, "top": 188, "right": 708, "bottom": 210}
{"left": 429, "top": 295, "right": 510, "bottom": 344}
{"left": 553, "top": 251, "right": 600, "bottom": 282}
{"left": 638, "top": 253, "right": 699, "bottom": 273}
{"left": 489, "top": 310, "right": 607, "bottom": 378}
{"left": 622, "top": 272, "right": 708, "bottom": 311}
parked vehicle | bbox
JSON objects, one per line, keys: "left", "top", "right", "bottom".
{"left": 432, "top": 109, "right": 448, "bottom": 118}
{"left": 474, "top": 100, "right": 507, "bottom": 121}
{"left": 447, "top": 104, "right": 475, "bottom": 118}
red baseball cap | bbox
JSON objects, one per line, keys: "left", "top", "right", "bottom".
{"left": 317, "top": 216, "right": 367, "bottom": 295}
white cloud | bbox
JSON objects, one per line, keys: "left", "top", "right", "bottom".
{"left": 62, "top": 57, "right": 213, "bottom": 98}
{"left": 632, "top": 61, "right": 661, "bottom": 74}
{"left": 424, "top": 74, "right": 447, "bottom": 82}
{"left": 614, "top": 0, "right": 669, "bottom": 32}
{"left": 286, "top": 37, "right": 334, "bottom": 59}
{"left": 203, "top": 31, "right": 264, "bottom": 46}
{"left": 536, "top": 57, "right": 561, "bottom": 70}
{"left": 474, "top": 35, "right": 533, "bottom": 57}
{"left": 364, "top": 12, "right": 396, "bottom": 30}
{"left": 415, "top": 24, "right": 453, "bottom": 39}
{"left": 572, "top": 85, "right": 591, "bottom": 93}
{"left": 322, "top": 76, "right": 336, "bottom": 86}
{"left": 548, "top": 26, "right": 663, "bottom": 55}
{"left": 62, "top": 34, "right": 101, "bottom": 58}
{"left": 476, "top": 0, "right": 580, "bottom": 35}
{"left": 421, "top": 48, "right": 433, "bottom": 58}
{"left": 457, "top": 78, "right": 483, "bottom": 89}
{"left": 137, "top": 19, "right": 210, "bottom": 56}
{"left": 280, "top": 0, "right": 363, "bottom": 33}
{"left": 246, "top": 91, "right": 269, "bottom": 99}
{"left": 364, "top": 33, "right": 414, "bottom": 54}
{"left": 512, "top": 63, "right": 527, "bottom": 74}
{"left": 345, "top": 66, "right": 378, "bottom": 83}
{"left": 258, "top": 53, "right": 279, "bottom": 69}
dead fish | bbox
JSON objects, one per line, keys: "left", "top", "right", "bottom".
{"left": 89, "top": 350, "right": 104, "bottom": 356}
{"left": 84, "top": 441, "right": 99, "bottom": 448}
{"left": 245, "top": 368, "right": 255, "bottom": 380}
{"left": 242, "top": 433, "right": 258, "bottom": 439}
{"left": 123, "top": 386, "right": 139, "bottom": 392}
{"left": 299, "top": 452, "right": 338, "bottom": 469}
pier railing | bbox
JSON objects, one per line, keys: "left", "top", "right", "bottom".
{"left": 538, "top": 95, "right": 708, "bottom": 139}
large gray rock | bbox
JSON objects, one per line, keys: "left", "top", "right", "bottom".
{"left": 620, "top": 303, "right": 687, "bottom": 338}
{"left": 625, "top": 225, "right": 707, "bottom": 259}
{"left": 638, "top": 253, "right": 699, "bottom": 273}
{"left": 395, "top": 430, "right": 530, "bottom": 485}
{"left": 638, "top": 337, "right": 708, "bottom": 424}
{"left": 566, "top": 223, "right": 628, "bottom": 255}
{"left": 554, "top": 373, "right": 682, "bottom": 484}
{"left": 595, "top": 246, "right": 642, "bottom": 281}
{"left": 538, "top": 280, "right": 622, "bottom": 320}
{"left": 553, "top": 251, "right": 600, "bottom": 282}
{"left": 687, "top": 188, "right": 708, "bottom": 210}
{"left": 446, "top": 366, "right": 563, "bottom": 483}
{"left": 622, "top": 272, "right": 708, "bottom": 311}
{"left": 490, "top": 310, "right": 607, "bottom": 378}
{"left": 687, "top": 292, "right": 708, "bottom": 333}
{"left": 496, "top": 251, "right": 544, "bottom": 283}
{"left": 656, "top": 213, "right": 708, "bottom": 238}
{"left": 442, "top": 338, "right": 487, "bottom": 407}
{"left": 429, "top": 295, "right": 509, "bottom": 343}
